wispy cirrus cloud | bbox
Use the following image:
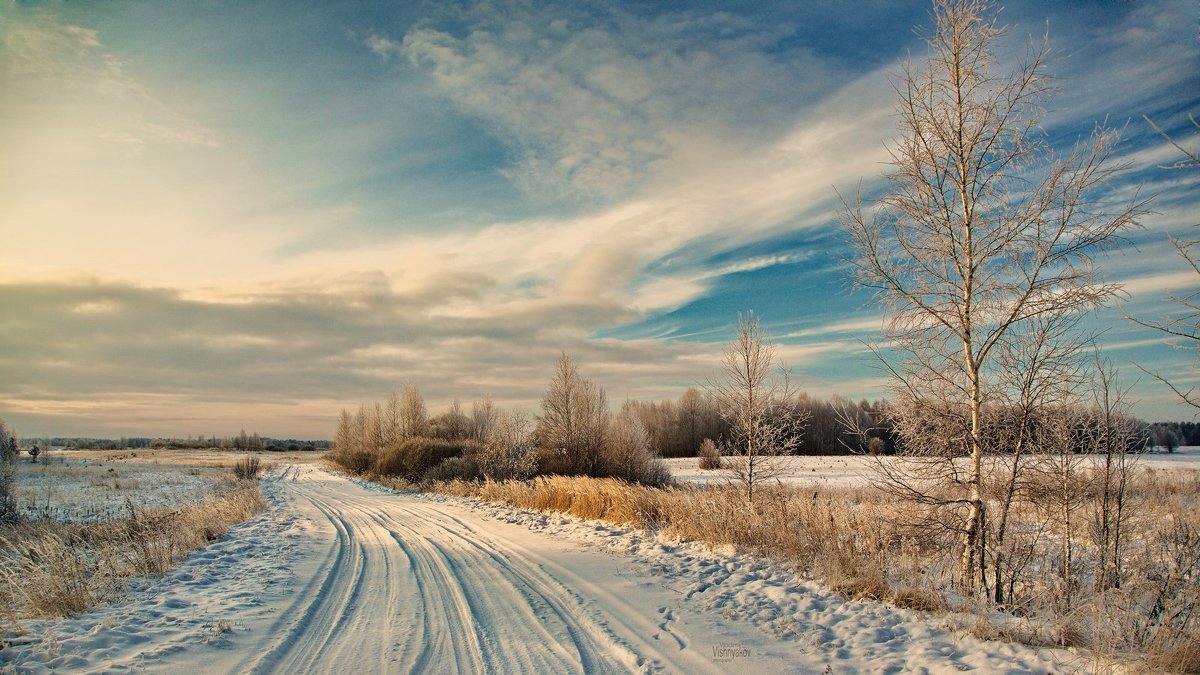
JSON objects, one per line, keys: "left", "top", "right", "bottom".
{"left": 386, "top": 1, "right": 848, "bottom": 202}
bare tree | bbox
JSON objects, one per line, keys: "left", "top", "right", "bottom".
{"left": 986, "top": 312, "right": 1087, "bottom": 605}
{"left": 707, "top": 312, "right": 804, "bottom": 503}
{"left": 679, "top": 387, "right": 705, "bottom": 453}
{"left": 334, "top": 409, "right": 357, "bottom": 453}
{"left": 397, "top": 383, "right": 429, "bottom": 439}
{"left": 840, "top": 0, "right": 1145, "bottom": 591}
{"left": 478, "top": 410, "right": 537, "bottom": 481}
{"left": 1087, "top": 355, "right": 1144, "bottom": 592}
{"left": 471, "top": 395, "right": 498, "bottom": 443}
{"left": 383, "top": 389, "right": 402, "bottom": 447}
{"left": 603, "top": 406, "right": 670, "bottom": 486}
{"left": 539, "top": 352, "right": 582, "bottom": 462}
{"left": 536, "top": 352, "right": 611, "bottom": 476}
{"left": 1034, "top": 402, "right": 1088, "bottom": 609}
{"left": 430, "top": 399, "right": 471, "bottom": 440}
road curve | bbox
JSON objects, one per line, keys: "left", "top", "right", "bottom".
{"left": 234, "top": 465, "right": 721, "bottom": 674}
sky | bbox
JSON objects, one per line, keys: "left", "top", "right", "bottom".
{"left": 1, "top": 0, "right": 1197, "bottom": 439}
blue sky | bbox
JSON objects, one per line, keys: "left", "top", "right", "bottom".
{"left": 1, "top": 0, "right": 1197, "bottom": 437}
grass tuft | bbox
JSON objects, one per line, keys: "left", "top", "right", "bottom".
{"left": 232, "top": 456, "right": 264, "bottom": 481}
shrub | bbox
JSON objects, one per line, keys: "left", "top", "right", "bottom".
{"left": 423, "top": 456, "right": 481, "bottom": 483}
{"left": 371, "top": 444, "right": 409, "bottom": 478}
{"left": 327, "top": 447, "right": 377, "bottom": 475}
{"left": 372, "top": 437, "right": 483, "bottom": 481}
{"left": 602, "top": 410, "right": 670, "bottom": 487}
{"left": 232, "top": 456, "right": 263, "bottom": 480}
{"left": 698, "top": 439, "right": 722, "bottom": 470}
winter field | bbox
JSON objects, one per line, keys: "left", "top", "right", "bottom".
{"left": 3, "top": 449, "right": 1197, "bottom": 672}
{"left": 667, "top": 447, "right": 1200, "bottom": 488}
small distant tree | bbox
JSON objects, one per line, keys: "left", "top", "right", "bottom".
{"left": 679, "top": 387, "right": 705, "bottom": 454}
{"left": 707, "top": 312, "right": 805, "bottom": 503}
{"left": 471, "top": 396, "right": 498, "bottom": 443}
{"left": 698, "top": 438, "right": 722, "bottom": 469}
{"left": 1087, "top": 356, "right": 1144, "bottom": 592}
{"left": 445, "top": 399, "right": 471, "bottom": 440}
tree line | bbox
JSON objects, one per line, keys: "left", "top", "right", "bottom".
{"left": 328, "top": 359, "right": 672, "bottom": 485}
{"left": 22, "top": 434, "right": 329, "bottom": 452}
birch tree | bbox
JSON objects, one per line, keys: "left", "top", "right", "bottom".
{"left": 841, "top": 0, "right": 1145, "bottom": 592}
{"left": 707, "top": 312, "right": 805, "bottom": 503}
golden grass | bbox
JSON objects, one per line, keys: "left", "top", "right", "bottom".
{"left": 434, "top": 476, "right": 921, "bottom": 606}
{"left": 0, "top": 478, "right": 266, "bottom": 621}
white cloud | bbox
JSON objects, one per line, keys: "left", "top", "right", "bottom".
{"left": 1120, "top": 270, "right": 1198, "bottom": 299}
{"left": 786, "top": 317, "right": 885, "bottom": 338}
{"left": 395, "top": 1, "right": 847, "bottom": 202}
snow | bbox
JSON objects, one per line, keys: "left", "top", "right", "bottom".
{"left": 667, "top": 455, "right": 878, "bottom": 489}
{"left": 667, "top": 446, "right": 1200, "bottom": 489}
{"left": 11, "top": 457, "right": 218, "bottom": 522}
{"left": 2, "top": 464, "right": 1085, "bottom": 673}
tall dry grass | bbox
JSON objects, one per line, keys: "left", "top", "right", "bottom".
{"left": 434, "top": 476, "right": 937, "bottom": 607}
{"left": 0, "top": 478, "right": 265, "bottom": 621}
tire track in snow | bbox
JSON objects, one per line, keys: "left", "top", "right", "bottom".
{"left": 235, "top": 465, "right": 722, "bottom": 674}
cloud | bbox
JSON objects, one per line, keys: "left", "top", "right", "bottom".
{"left": 0, "top": 272, "right": 885, "bottom": 438}
{"left": 786, "top": 317, "right": 885, "bottom": 339}
{"left": 392, "top": 0, "right": 847, "bottom": 202}
{"left": 0, "top": 10, "right": 220, "bottom": 149}
{"left": 1120, "top": 270, "right": 1198, "bottom": 299}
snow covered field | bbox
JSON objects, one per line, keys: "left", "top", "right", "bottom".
{"left": 667, "top": 446, "right": 1200, "bottom": 489}
{"left": 9, "top": 448, "right": 326, "bottom": 522}
{"left": 11, "top": 454, "right": 221, "bottom": 522}
{"left": 3, "top": 464, "right": 1086, "bottom": 673}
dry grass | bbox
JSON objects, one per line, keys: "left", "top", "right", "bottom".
{"left": 433, "top": 476, "right": 931, "bottom": 610}
{"left": 35, "top": 448, "right": 326, "bottom": 468}
{"left": 431, "top": 463, "right": 1200, "bottom": 670}
{"left": 0, "top": 478, "right": 266, "bottom": 622}
{"left": 232, "top": 456, "right": 264, "bottom": 480}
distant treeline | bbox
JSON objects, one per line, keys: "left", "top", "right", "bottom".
{"left": 627, "top": 392, "right": 1185, "bottom": 456}
{"left": 26, "top": 432, "right": 330, "bottom": 452}
{"left": 1146, "top": 421, "right": 1200, "bottom": 449}
{"left": 624, "top": 389, "right": 894, "bottom": 456}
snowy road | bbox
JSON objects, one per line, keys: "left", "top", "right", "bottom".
{"left": 237, "top": 464, "right": 723, "bottom": 674}
{"left": 2, "top": 464, "right": 1076, "bottom": 673}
